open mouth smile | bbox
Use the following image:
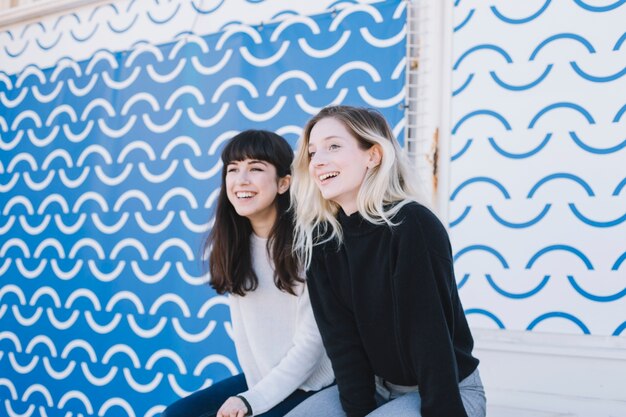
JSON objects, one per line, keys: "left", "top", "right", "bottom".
{"left": 318, "top": 172, "right": 339, "bottom": 183}
{"left": 236, "top": 192, "right": 256, "bottom": 199}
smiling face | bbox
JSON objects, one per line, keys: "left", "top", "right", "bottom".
{"left": 225, "top": 159, "right": 290, "bottom": 236}
{"left": 308, "top": 117, "right": 380, "bottom": 215}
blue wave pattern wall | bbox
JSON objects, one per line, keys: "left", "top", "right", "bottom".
{"left": 0, "top": 0, "right": 407, "bottom": 415}
{"left": 450, "top": 0, "right": 626, "bottom": 336}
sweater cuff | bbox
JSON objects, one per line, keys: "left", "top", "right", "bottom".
{"left": 235, "top": 395, "right": 252, "bottom": 416}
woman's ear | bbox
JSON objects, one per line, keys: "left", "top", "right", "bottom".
{"left": 278, "top": 175, "right": 291, "bottom": 194}
{"left": 368, "top": 145, "right": 382, "bottom": 168}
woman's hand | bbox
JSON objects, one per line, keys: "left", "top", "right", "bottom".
{"left": 216, "top": 396, "right": 249, "bottom": 417}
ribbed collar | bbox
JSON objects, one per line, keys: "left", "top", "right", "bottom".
{"left": 338, "top": 208, "right": 378, "bottom": 236}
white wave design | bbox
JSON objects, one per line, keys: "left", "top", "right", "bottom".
{"left": 392, "top": 119, "right": 405, "bottom": 140}
{"left": 121, "top": 92, "right": 160, "bottom": 116}
{"left": 204, "top": 188, "right": 221, "bottom": 209}
{"left": 42, "top": 148, "right": 72, "bottom": 169}
{"left": 47, "top": 308, "right": 80, "bottom": 330}
{"left": 0, "top": 87, "right": 28, "bottom": 108}
{"left": 64, "top": 120, "right": 94, "bottom": 143}
{"left": 102, "top": 344, "right": 142, "bottom": 368}
{"left": 7, "top": 152, "right": 37, "bottom": 172}
{"left": 135, "top": 211, "right": 175, "bottom": 234}
{"left": 106, "top": 291, "right": 145, "bottom": 313}
{"left": 154, "top": 238, "right": 195, "bottom": 261}
{"left": 162, "top": 136, "right": 202, "bottom": 159}
{"left": 31, "top": 287, "right": 61, "bottom": 308}
{"left": 212, "top": 77, "right": 259, "bottom": 103}
{"left": 187, "top": 102, "right": 230, "bottom": 128}
{"left": 84, "top": 311, "right": 122, "bottom": 334}
{"left": 357, "top": 86, "right": 405, "bottom": 107}
{"left": 126, "top": 42, "right": 164, "bottom": 67}
{"left": 98, "top": 116, "right": 137, "bottom": 139}
{"left": 360, "top": 25, "right": 406, "bottom": 48}
{"left": 57, "top": 390, "right": 93, "bottom": 414}
{"left": 88, "top": 260, "right": 126, "bottom": 282}
{"left": 298, "top": 31, "right": 351, "bottom": 58}
{"left": 193, "top": 354, "right": 238, "bottom": 376}
{"left": 184, "top": 159, "right": 222, "bottom": 181}
{"left": 0, "top": 259, "right": 11, "bottom": 276}
{"left": 42, "top": 357, "right": 75, "bottom": 380}
{"left": 50, "top": 58, "right": 82, "bottom": 83}
{"left": 22, "top": 382, "right": 53, "bottom": 405}
{"left": 102, "top": 67, "right": 141, "bottom": 90}
{"left": 179, "top": 210, "right": 211, "bottom": 233}
{"left": 147, "top": 59, "right": 186, "bottom": 83}
{"left": 8, "top": 352, "right": 39, "bottom": 373}
{"left": 81, "top": 362, "right": 118, "bottom": 385}
{"left": 95, "top": 164, "right": 133, "bottom": 186}
{"left": 65, "top": 288, "right": 102, "bottom": 310}
{"left": 131, "top": 261, "right": 171, "bottom": 284}
{"left": 3, "top": 195, "right": 34, "bottom": 215}
{"left": 113, "top": 189, "right": 152, "bottom": 212}
{"left": 240, "top": 41, "right": 290, "bottom": 67}
{"left": 55, "top": 213, "right": 87, "bottom": 234}
{"left": 45, "top": 104, "right": 77, "bottom": 127}
{"left": 176, "top": 261, "right": 209, "bottom": 286}
{"left": 197, "top": 295, "right": 228, "bottom": 318}
{"left": 110, "top": 238, "right": 149, "bottom": 260}
{"left": 330, "top": 4, "right": 383, "bottom": 31}
{"left": 150, "top": 292, "right": 193, "bottom": 317}
{"left": 68, "top": 75, "right": 99, "bottom": 97}
{"left": 267, "top": 70, "right": 317, "bottom": 96}
{"left": 270, "top": 15, "right": 320, "bottom": 41}
{"left": 0, "top": 130, "right": 21, "bottom": 150}
{"left": 142, "top": 110, "right": 182, "bottom": 134}
{"left": 237, "top": 96, "right": 287, "bottom": 122}
{"left": 81, "top": 98, "right": 116, "bottom": 121}
{"left": 0, "top": 115, "right": 8, "bottom": 132}
{"left": 191, "top": 50, "right": 233, "bottom": 75}
{"left": 15, "top": 259, "right": 47, "bottom": 279}
{"left": 0, "top": 331, "right": 23, "bottom": 351}
{"left": 32, "top": 81, "right": 64, "bottom": 102}
{"left": 99, "top": 397, "right": 136, "bottom": 417}
{"left": 1, "top": 238, "right": 31, "bottom": 258}
{"left": 393, "top": 0, "right": 407, "bottom": 18}
{"left": 224, "top": 321, "right": 234, "bottom": 341}
{"left": 118, "top": 140, "right": 157, "bottom": 163}
{"left": 50, "top": 259, "right": 83, "bottom": 280}
{"left": 68, "top": 238, "right": 106, "bottom": 259}
{"left": 58, "top": 167, "right": 90, "bottom": 188}
{"left": 4, "top": 400, "right": 35, "bottom": 417}
{"left": 77, "top": 144, "right": 113, "bottom": 166}
{"left": 0, "top": 72, "right": 13, "bottom": 89}
{"left": 92, "top": 213, "right": 129, "bottom": 234}
{"left": 0, "top": 217, "right": 15, "bottom": 234}
{"left": 172, "top": 319, "right": 216, "bottom": 343}
{"left": 12, "top": 305, "right": 43, "bottom": 326}
{"left": 168, "top": 374, "right": 212, "bottom": 398}
{"left": 123, "top": 368, "right": 163, "bottom": 393}
{"left": 0, "top": 173, "right": 19, "bottom": 192}
{"left": 216, "top": 24, "right": 262, "bottom": 51}
{"left": 17, "top": 66, "right": 45, "bottom": 88}
{"left": 169, "top": 34, "right": 209, "bottom": 60}
{"left": 73, "top": 191, "right": 109, "bottom": 213}
{"left": 326, "top": 61, "right": 381, "bottom": 88}
{"left": 165, "top": 85, "right": 206, "bottom": 110}
{"left": 145, "top": 405, "right": 167, "bottom": 417}
{"left": 86, "top": 50, "right": 118, "bottom": 75}
{"left": 157, "top": 187, "right": 198, "bottom": 210}
{"left": 145, "top": 349, "right": 187, "bottom": 373}
{"left": 61, "top": 339, "right": 97, "bottom": 361}
{"left": 294, "top": 88, "right": 348, "bottom": 114}
{"left": 127, "top": 314, "right": 168, "bottom": 338}
{"left": 392, "top": 56, "right": 406, "bottom": 80}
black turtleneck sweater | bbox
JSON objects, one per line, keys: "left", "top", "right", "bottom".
{"left": 307, "top": 202, "right": 479, "bottom": 417}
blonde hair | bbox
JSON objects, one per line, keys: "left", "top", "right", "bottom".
{"left": 291, "top": 105, "right": 423, "bottom": 269}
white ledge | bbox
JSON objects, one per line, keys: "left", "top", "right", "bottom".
{"left": 0, "top": 0, "right": 108, "bottom": 28}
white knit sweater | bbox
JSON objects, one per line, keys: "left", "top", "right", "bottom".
{"left": 229, "top": 234, "right": 334, "bottom": 415}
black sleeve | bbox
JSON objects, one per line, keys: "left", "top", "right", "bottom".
{"left": 307, "top": 254, "right": 376, "bottom": 417}
{"left": 392, "top": 206, "right": 469, "bottom": 417}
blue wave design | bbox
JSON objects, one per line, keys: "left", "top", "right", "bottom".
{"left": 449, "top": 206, "right": 472, "bottom": 228}
{"left": 452, "top": 73, "right": 473, "bottom": 96}
{"left": 450, "top": 177, "right": 511, "bottom": 200}
{"left": 191, "top": 0, "right": 226, "bottom": 14}
{"left": 488, "top": 133, "right": 551, "bottom": 159}
{"left": 451, "top": 139, "right": 472, "bottom": 161}
{"left": 107, "top": 14, "right": 139, "bottom": 34}
{"left": 612, "top": 252, "right": 626, "bottom": 270}
{"left": 36, "top": 33, "right": 63, "bottom": 51}
{"left": 526, "top": 244, "right": 594, "bottom": 270}
{"left": 453, "top": 44, "right": 513, "bottom": 70}
{"left": 613, "top": 321, "right": 626, "bottom": 336}
{"left": 573, "top": 0, "right": 626, "bottom": 12}
{"left": 527, "top": 173, "right": 595, "bottom": 197}
{"left": 70, "top": 24, "right": 99, "bottom": 42}
{"left": 457, "top": 273, "right": 470, "bottom": 289}
{"left": 527, "top": 312, "right": 590, "bottom": 334}
{"left": 490, "top": 1, "right": 551, "bottom": 24}
{"left": 53, "top": 12, "right": 80, "bottom": 30}
{"left": 614, "top": 32, "right": 626, "bottom": 51}
{"left": 529, "top": 33, "right": 596, "bottom": 60}
{"left": 454, "top": 245, "right": 510, "bottom": 268}
{"left": 271, "top": 10, "right": 300, "bottom": 20}
{"left": 88, "top": 3, "right": 119, "bottom": 21}
{"left": 569, "top": 132, "right": 626, "bottom": 154}
{"left": 486, "top": 273, "right": 550, "bottom": 299}
{"left": 147, "top": 4, "right": 182, "bottom": 24}
{"left": 528, "top": 102, "right": 595, "bottom": 128}
{"left": 490, "top": 64, "right": 552, "bottom": 91}
{"left": 20, "top": 22, "right": 45, "bottom": 38}
{"left": 452, "top": 110, "right": 512, "bottom": 134}
{"left": 454, "top": 9, "right": 475, "bottom": 32}
{"left": 569, "top": 203, "right": 626, "bottom": 227}
{"left": 5, "top": 41, "right": 29, "bottom": 58}
{"left": 570, "top": 61, "right": 626, "bottom": 82}
{"left": 465, "top": 308, "right": 506, "bottom": 329}
{"left": 613, "top": 103, "right": 626, "bottom": 123}
{"left": 487, "top": 204, "right": 551, "bottom": 228}
{"left": 567, "top": 276, "right": 626, "bottom": 302}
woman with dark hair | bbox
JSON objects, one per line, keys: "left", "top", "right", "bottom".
{"left": 163, "top": 130, "right": 333, "bottom": 417}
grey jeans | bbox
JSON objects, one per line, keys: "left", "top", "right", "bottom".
{"left": 284, "top": 368, "right": 486, "bottom": 417}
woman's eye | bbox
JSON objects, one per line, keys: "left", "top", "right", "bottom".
{"left": 251, "top": 167, "right": 263, "bottom": 172}
{"left": 308, "top": 151, "right": 316, "bottom": 158}
{"left": 329, "top": 144, "right": 340, "bottom": 150}
{"left": 227, "top": 167, "right": 237, "bottom": 173}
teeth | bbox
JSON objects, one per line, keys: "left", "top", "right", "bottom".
{"left": 236, "top": 192, "right": 255, "bottom": 198}
{"left": 319, "top": 172, "right": 339, "bottom": 181}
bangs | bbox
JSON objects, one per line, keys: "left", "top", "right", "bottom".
{"left": 221, "top": 130, "right": 293, "bottom": 176}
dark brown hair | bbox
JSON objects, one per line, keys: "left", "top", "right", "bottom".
{"left": 205, "top": 130, "right": 302, "bottom": 296}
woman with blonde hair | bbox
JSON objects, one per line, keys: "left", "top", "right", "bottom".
{"left": 286, "top": 106, "right": 485, "bottom": 417}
